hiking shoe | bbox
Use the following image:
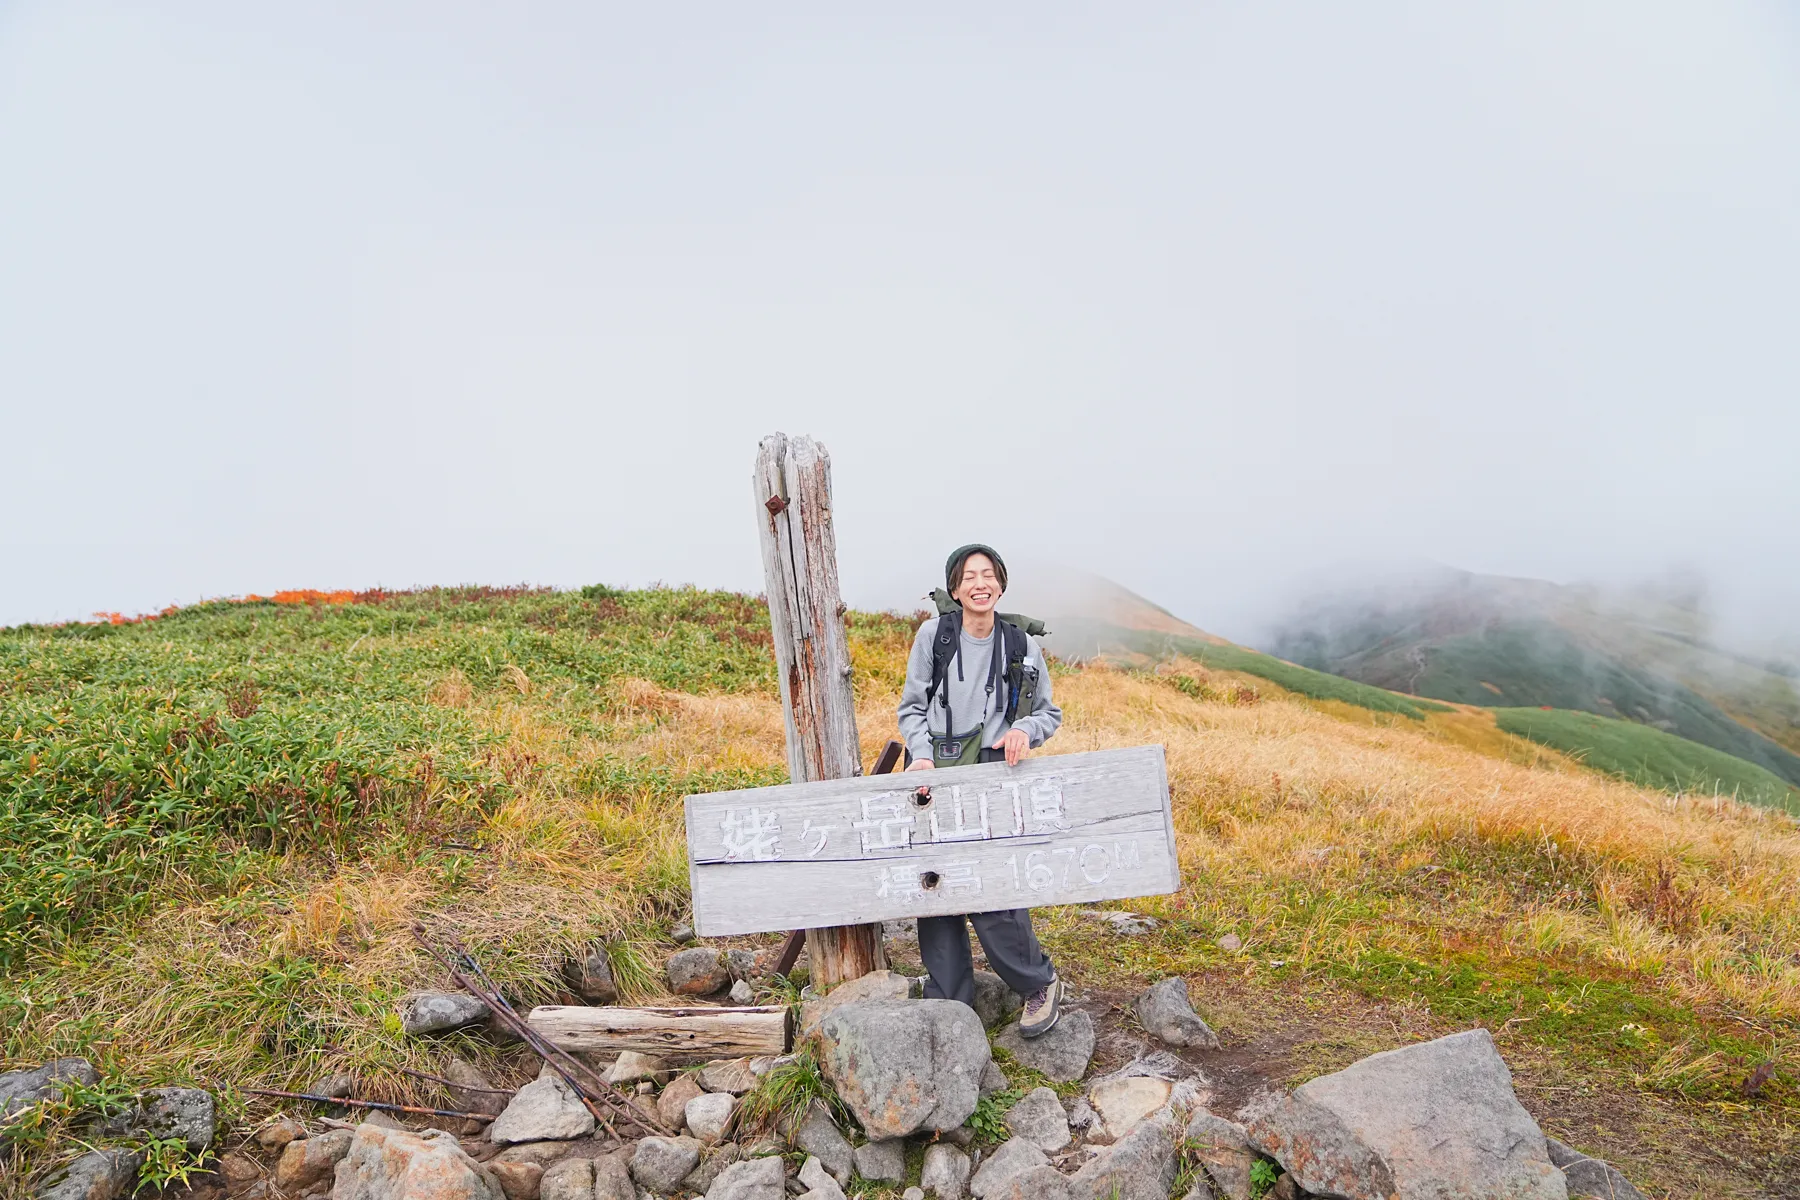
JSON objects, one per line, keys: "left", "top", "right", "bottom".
{"left": 1019, "top": 975, "right": 1064, "bottom": 1039}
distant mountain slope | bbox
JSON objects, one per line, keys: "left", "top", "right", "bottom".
{"left": 1266, "top": 569, "right": 1800, "bottom": 789}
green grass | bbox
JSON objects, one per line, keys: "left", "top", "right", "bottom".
{"left": 1494, "top": 707, "right": 1800, "bottom": 815}
{"left": 1055, "top": 620, "right": 1450, "bottom": 719}
{"left": 0, "top": 586, "right": 782, "bottom": 971}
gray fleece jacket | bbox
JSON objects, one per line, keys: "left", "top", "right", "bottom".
{"left": 897, "top": 616, "right": 1062, "bottom": 762}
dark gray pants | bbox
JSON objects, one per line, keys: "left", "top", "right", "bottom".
{"left": 919, "top": 907, "right": 1056, "bottom": 1007}
{"left": 918, "top": 746, "right": 1057, "bottom": 1007}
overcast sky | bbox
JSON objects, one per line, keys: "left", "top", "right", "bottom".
{"left": 4, "top": 3, "right": 1797, "bottom": 644}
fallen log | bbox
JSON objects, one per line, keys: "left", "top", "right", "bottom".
{"left": 527, "top": 1004, "right": 790, "bottom": 1059}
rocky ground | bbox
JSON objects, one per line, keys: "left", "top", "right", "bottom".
{"left": 5, "top": 916, "right": 1663, "bottom": 1200}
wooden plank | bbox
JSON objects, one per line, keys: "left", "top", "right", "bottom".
{"left": 687, "top": 744, "right": 1178, "bottom": 937}
{"left": 527, "top": 1005, "right": 790, "bottom": 1059}
{"left": 751, "top": 433, "right": 885, "bottom": 985}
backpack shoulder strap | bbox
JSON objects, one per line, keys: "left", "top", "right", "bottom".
{"left": 924, "top": 608, "right": 962, "bottom": 707}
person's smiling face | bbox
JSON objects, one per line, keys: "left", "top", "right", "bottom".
{"left": 953, "top": 553, "right": 1001, "bottom": 616}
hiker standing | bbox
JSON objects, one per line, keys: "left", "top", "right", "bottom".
{"left": 897, "top": 543, "right": 1067, "bottom": 1036}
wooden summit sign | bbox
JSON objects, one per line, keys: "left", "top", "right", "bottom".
{"left": 685, "top": 745, "right": 1177, "bottom": 937}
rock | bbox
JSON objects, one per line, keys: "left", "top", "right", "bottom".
{"left": 972, "top": 972, "right": 1024, "bottom": 1028}
{"left": 1079, "top": 911, "right": 1157, "bottom": 936}
{"left": 362, "top": 1110, "right": 408, "bottom": 1130}
{"left": 699, "top": 1059, "right": 758, "bottom": 1096}
{"left": 593, "top": 1152, "right": 635, "bottom": 1200}
{"left": 1186, "top": 1112, "right": 1255, "bottom": 1200}
{"left": 667, "top": 948, "right": 730, "bottom": 996}
{"left": 255, "top": 1117, "right": 308, "bottom": 1151}
{"left": 852, "top": 1138, "right": 906, "bottom": 1182}
{"left": 904, "top": 1190, "right": 925, "bottom": 1200}
{"left": 969, "top": 1139, "right": 1049, "bottom": 1198}
{"left": 658, "top": 1074, "right": 707, "bottom": 1130}
{"left": 672, "top": 923, "right": 696, "bottom": 945}
{"left": 1217, "top": 933, "right": 1243, "bottom": 953}
{"left": 993, "top": 1010, "right": 1095, "bottom": 1083}
{"left": 493, "top": 1143, "right": 580, "bottom": 1168}
{"left": 115, "top": 1087, "right": 215, "bottom": 1153}
{"left": 919, "top": 1144, "right": 971, "bottom": 1200}
{"left": 1546, "top": 1138, "right": 1648, "bottom": 1200}
{"left": 311, "top": 1072, "right": 357, "bottom": 1099}
{"left": 489, "top": 1073, "right": 596, "bottom": 1144}
{"left": 1065, "top": 1097, "right": 1096, "bottom": 1136}
{"left": 332, "top": 1124, "right": 503, "bottom": 1200}
{"left": 978, "top": 1061, "right": 1009, "bottom": 1098}
{"left": 682, "top": 1144, "right": 741, "bottom": 1193}
{"left": 444, "top": 1058, "right": 510, "bottom": 1118}
{"left": 539, "top": 1158, "right": 595, "bottom": 1200}
{"left": 1245, "top": 1029, "right": 1566, "bottom": 1200}
{"left": 785, "top": 1103, "right": 853, "bottom": 1185}
{"left": 275, "top": 1128, "right": 356, "bottom": 1189}
{"left": 1131, "top": 979, "right": 1220, "bottom": 1050}
{"left": 797, "top": 970, "right": 914, "bottom": 1040}
{"left": 685, "top": 1093, "right": 737, "bottom": 1144}
{"left": 1085, "top": 1077, "right": 1171, "bottom": 1143}
{"left": 1004, "top": 1089, "right": 1070, "bottom": 1153}
{"left": 704, "top": 1155, "right": 785, "bottom": 1200}
{"left": 218, "top": 1153, "right": 262, "bottom": 1194}
{"left": 816, "top": 999, "right": 989, "bottom": 1138}
{"left": 725, "top": 949, "right": 760, "bottom": 980}
{"left": 1269, "top": 1173, "right": 1298, "bottom": 1200}
{"left": 36, "top": 1149, "right": 142, "bottom": 1200}
{"left": 605, "top": 1053, "right": 667, "bottom": 1086}
{"left": 728, "top": 980, "right": 755, "bottom": 1005}
{"left": 402, "top": 993, "right": 492, "bottom": 1036}
{"left": 568, "top": 948, "right": 619, "bottom": 1004}
{"left": 797, "top": 1157, "right": 846, "bottom": 1200}
{"left": 1066, "top": 1112, "right": 1179, "bottom": 1200}
{"left": 629, "top": 1137, "right": 702, "bottom": 1195}
{"left": 491, "top": 1161, "right": 544, "bottom": 1200}
{"left": 2, "top": 1058, "right": 99, "bottom": 1120}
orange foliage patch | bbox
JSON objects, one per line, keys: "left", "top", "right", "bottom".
{"left": 270, "top": 590, "right": 357, "bottom": 606}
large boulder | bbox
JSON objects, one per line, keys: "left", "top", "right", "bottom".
{"left": 1246, "top": 1029, "right": 1567, "bottom": 1200}
{"left": 275, "top": 1128, "right": 356, "bottom": 1190}
{"left": 704, "top": 1155, "right": 785, "bottom": 1200}
{"left": 993, "top": 1011, "right": 1095, "bottom": 1083}
{"left": 797, "top": 970, "right": 913, "bottom": 1040}
{"left": 102, "top": 1087, "right": 215, "bottom": 1153}
{"left": 488, "top": 1071, "right": 595, "bottom": 1144}
{"left": 1066, "top": 1113, "right": 1180, "bottom": 1200}
{"left": 816, "top": 999, "right": 990, "bottom": 1139}
{"left": 3, "top": 1059, "right": 99, "bottom": 1120}
{"left": 1130, "top": 979, "right": 1220, "bottom": 1050}
{"left": 401, "top": 993, "right": 491, "bottom": 1036}
{"left": 1547, "top": 1138, "right": 1648, "bottom": 1200}
{"left": 332, "top": 1124, "right": 503, "bottom": 1200}
{"left": 36, "top": 1148, "right": 141, "bottom": 1200}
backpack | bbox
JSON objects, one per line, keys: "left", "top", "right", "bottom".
{"left": 921, "top": 589, "right": 1048, "bottom": 765}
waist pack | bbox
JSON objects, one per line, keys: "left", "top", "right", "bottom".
{"left": 922, "top": 588, "right": 1048, "bottom": 767}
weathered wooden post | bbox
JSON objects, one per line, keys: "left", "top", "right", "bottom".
{"left": 753, "top": 433, "right": 887, "bottom": 987}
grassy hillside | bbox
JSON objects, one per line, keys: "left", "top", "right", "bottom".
{"left": 1048, "top": 619, "right": 1451, "bottom": 719}
{"left": 1494, "top": 707, "right": 1800, "bottom": 815}
{"left": 1268, "top": 571, "right": 1800, "bottom": 790}
{"left": 3, "top": 587, "right": 1799, "bottom": 1196}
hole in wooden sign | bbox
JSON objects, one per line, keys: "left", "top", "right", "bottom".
{"left": 912, "top": 788, "right": 933, "bottom": 807}
{"left": 920, "top": 871, "right": 941, "bottom": 890}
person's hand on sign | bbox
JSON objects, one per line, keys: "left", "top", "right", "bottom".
{"left": 905, "top": 757, "right": 934, "bottom": 772}
{"left": 994, "top": 727, "right": 1030, "bottom": 767}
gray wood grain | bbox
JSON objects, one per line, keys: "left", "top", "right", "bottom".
{"left": 527, "top": 1005, "right": 789, "bottom": 1059}
{"left": 687, "top": 744, "right": 1178, "bottom": 936}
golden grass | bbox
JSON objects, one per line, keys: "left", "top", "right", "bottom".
{"left": 4, "top": 643, "right": 1796, "bottom": 1197}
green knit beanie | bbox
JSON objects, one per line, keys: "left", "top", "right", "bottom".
{"left": 945, "top": 544, "right": 1008, "bottom": 594}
